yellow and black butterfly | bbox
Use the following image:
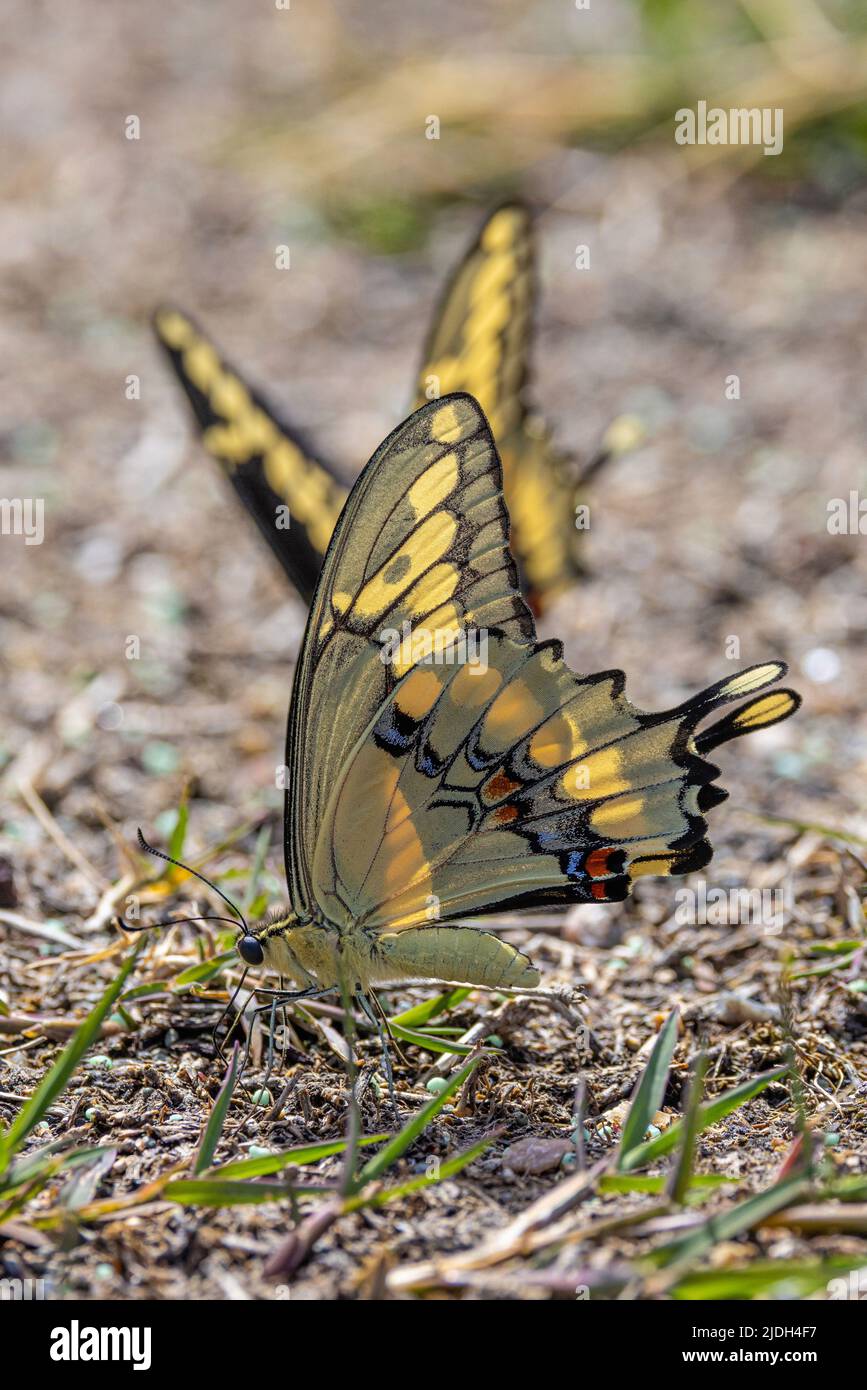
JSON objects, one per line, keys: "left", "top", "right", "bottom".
{"left": 154, "top": 205, "right": 635, "bottom": 614}
{"left": 162, "top": 393, "right": 794, "bottom": 1016}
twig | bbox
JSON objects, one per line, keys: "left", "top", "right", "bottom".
{"left": 0, "top": 909, "right": 83, "bottom": 950}
{"left": 17, "top": 780, "right": 106, "bottom": 890}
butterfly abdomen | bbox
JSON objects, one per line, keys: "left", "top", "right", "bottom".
{"left": 375, "top": 926, "right": 539, "bottom": 989}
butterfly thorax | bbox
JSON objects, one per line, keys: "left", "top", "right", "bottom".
{"left": 245, "top": 907, "right": 382, "bottom": 993}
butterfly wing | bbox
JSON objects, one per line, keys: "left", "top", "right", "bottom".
{"left": 284, "top": 393, "right": 534, "bottom": 916}
{"left": 153, "top": 306, "right": 347, "bottom": 605}
{"left": 412, "top": 204, "right": 581, "bottom": 612}
{"left": 286, "top": 393, "right": 800, "bottom": 939}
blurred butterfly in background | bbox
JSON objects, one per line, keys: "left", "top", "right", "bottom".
{"left": 183, "top": 394, "right": 797, "bottom": 1031}
{"left": 153, "top": 205, "right": 640, "bottom": 615}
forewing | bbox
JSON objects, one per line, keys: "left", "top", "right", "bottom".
{"left": 153, "top": 306, "right": 347, "bottom": 604}
{"left": 284, "top": 393, "right": 535, "bottom": 914}
{"left": 412, "top": 204, "right": 534, "bottom": 447}
{"left": 411, "top": 203, "right": 581, "bottom": 612}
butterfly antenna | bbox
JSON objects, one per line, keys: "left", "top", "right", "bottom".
{"left": 115, "top": 912, "right": 245, "bottom": 935}
{"left": 136, "top": 827, "right": 248, "bottom": 928}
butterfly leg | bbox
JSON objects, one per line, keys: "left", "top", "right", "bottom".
{"left": 356, "top": 989, "right": 401, "bottom": 1122}
{"left": 229, "top": 986, "right": 335, "bottom": 1082}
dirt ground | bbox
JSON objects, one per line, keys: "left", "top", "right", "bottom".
{"left": 2, "top": 3, "right": 866, "bottom": 1300}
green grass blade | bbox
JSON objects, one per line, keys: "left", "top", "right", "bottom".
{"left": 165, "top": 1178, "right": 330, "bottom": 1207}
{"left": 668, "top": 1052, "right": 708, "bottom": 1205}
{"left": 0, "top": 941, "right": 142, "bottom": 1177}
{"left": 600, "top": 1173, "right": 736, "bottom": 1195}
{"left": 806, "top": 939, "right": 865, "bottom": 955}
{"left": 388, "top": 1022, "right": 476, "bottom": 1055}
{"left": 172, "top": 951, "right": 236, "bottom": 990}
{"left": 0, "top": 1144, "right": 113, "bottom": 1197}
{"left": 620, "top": 1064, "right": 787, "bottom": 1171}
{"left": 346, "top": 1134, "right": 494, "bottom": 1212}
{"left": 617, "top": 1009, "right": 679, "bottom": 1169}
{"left": 193, "top": 1042, "right": 239, "bottom": 1174}
{"left": 351, "top": 1055, "right": 479, "bottom": 1193}
{"left": 120, "top": 981, "right": 169, "bottom": 1002}
{"left": 211, "top": 1135, "right": 388, "bottom": 1179}
{"left": 671, "top": 1257, "right": 867, "bottom": 1300}
{"left": 168, "top": 792, "right": 189, "bottom": 861}
{"left": 651, "top": 1174, "right": 809, "bottom": 1269}
{"left": 388, "top": 988, "right": 471, "bottom": 1028}
{"left": 242, "top": 822, "right": 272, "bottom": 915}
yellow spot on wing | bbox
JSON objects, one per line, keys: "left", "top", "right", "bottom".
{"left": 483, "top": 680, "right": 543, "bottom": 742}
{"left": 430, "top": 400, "right": 477, "bottom": 444}
{"left": 481, "top": 208, "right": 525, "bottom": 253}
{"left": 591, "top": 795, "right": 648, "bottom": 836}
{"left": 182, "top": 342, "right": 221, "bottom": 394}
{"left": 629, "top": 857, "right": 673, "bottom": 879}
{"left": 731, "top": 691, "right": 795, "bottom": 729}
{"left": 470, "top": 253, "right": 516, "bottom": 306}
{"left": 353, "top": 511, "right": 457, "bottom": 619}
{"left": 155, "top": 310, "right": 193, "bottom": 349}
{"left": 405, "top": 562, "right": 459, "bottom": 618}
{"left": 263, "top": 438, "right": 305, "bottom": 496}
{"left": 450, "top": 663, "right": 502, "bottom": 707}
{"left": 529, "top": 711, "right": 586, "bottom": 769}
{"left": 209, "top": 373, "right": 251, "bottom": 418}
{"left": 396, "top": 668, "right": 444, "bottom": 720}
{"left": 466, "top": 294, "right": 510, "bottom": 346}
{"left": 561, "top": 747, "right": 627, "bottom": 801}
{"left": 392, "top": 603, "right": 461, "bottom": 677}
{"left": 408, "top": 452, "right": 459, "bottom": 519}
{"left": 719, "top": 665, "right": 784, "bottom": 700}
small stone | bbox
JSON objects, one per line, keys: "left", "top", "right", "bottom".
{"left": 501, "top": 1137, "right": 573, "bottom": 1175}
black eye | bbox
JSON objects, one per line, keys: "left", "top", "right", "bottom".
{"left": 238, "top": 934, "right": 264, "bottom": 966}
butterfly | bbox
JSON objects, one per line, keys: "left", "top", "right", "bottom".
{"left": 153, "top": 205, "right": 635, "bottom": 614}
{"left": 208, "top": 393, "right": 798, "bottom": 1017}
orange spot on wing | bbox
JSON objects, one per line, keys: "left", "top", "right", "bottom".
{"left": 585, "top": 847, "right": 615, "bottom": 878}
{"left": 482, "top": 769, "right": 523, "bottom": 804}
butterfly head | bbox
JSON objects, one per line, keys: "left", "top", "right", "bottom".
{"left": 236, "top": 930, "right": 265, "bottom": 967}
{"left": 234, "top": 908, "right": 314, "bottom": 981}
